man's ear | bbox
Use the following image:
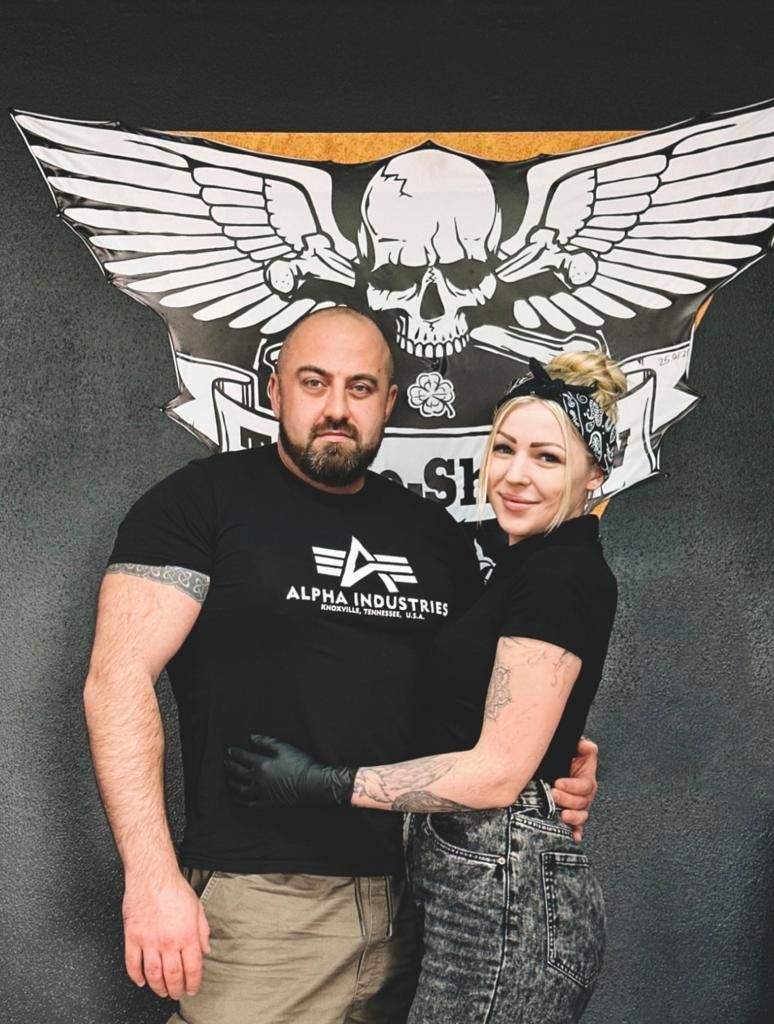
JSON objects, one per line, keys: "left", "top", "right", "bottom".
{"left": 385, "top": 383, "right": 398, "bottom": 422}
{"left": 268, "top": 373, "right": 281, "bottom": 419}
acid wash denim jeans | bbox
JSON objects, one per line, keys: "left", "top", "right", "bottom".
{"left": 404, "top": 780, "right": 606, "bottom": 1024}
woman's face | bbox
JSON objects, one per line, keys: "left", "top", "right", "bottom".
{"left": 486, "top": 400, "right": 604, "bottom": 542}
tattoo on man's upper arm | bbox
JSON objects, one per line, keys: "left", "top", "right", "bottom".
{"left": 106, "top": 563, "right": 210, "bottom": 603}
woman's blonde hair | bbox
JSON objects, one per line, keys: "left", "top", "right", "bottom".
{"left": 478, "top": 350, "right": 627, "bottom": 531}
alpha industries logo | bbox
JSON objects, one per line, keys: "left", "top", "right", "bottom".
{"left": 286, "top": 538, "right": 447, "bottom": 619}
{"left": 312, "top": 537, "right": 417, "bottom": 594}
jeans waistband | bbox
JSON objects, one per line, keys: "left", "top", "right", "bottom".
{"left": 511, "top": 779, "right": 556, "bottom": 816}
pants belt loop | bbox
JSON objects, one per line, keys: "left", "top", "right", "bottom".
{"left": 384, "top": 876, "right": 394, "bottom": 939}
{"left": 353, "top": 876, "right": 367, "bottom": 937}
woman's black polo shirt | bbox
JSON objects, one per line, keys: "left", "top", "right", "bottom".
{"left": 427, "top": 515, "right": 617, "bottom": 781}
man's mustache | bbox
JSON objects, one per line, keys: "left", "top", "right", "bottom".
{"left": 311, "top": 418, "right": 359, "bottom": 441}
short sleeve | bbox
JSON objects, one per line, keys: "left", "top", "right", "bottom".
{"left": 499, "top": 547, "right": 596, "bottom": 660}
{"left": 445, "top": 520, "right": 484, "bottom": 614}
{"left": 108, "top": 460, "right": 216, "bottom": 576}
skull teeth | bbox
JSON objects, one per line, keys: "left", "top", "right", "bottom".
{"left": 396, "top": 334, "right": 468, "bottom": 358}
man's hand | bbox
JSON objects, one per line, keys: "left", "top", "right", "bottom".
{"left": 551, "top": 737, "right": 599, "bottom": 843}
{"left": 123, "top": 869, "right": 210, "bottom": 1000}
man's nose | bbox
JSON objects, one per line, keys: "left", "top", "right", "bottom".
{"left": 322, "top": 384, "right": 351, "bottom": 421}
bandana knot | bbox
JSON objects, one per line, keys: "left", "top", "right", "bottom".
{"left": 496, "top": 358, "right": 619, "bottom": 477}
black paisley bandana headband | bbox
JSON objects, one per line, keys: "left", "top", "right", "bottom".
{"left": 495, "top": 358, "right": 619, "bottom": 477}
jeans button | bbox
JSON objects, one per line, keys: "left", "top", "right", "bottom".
{"left": 497, "top": 856, "right": 506, "bottom": 865}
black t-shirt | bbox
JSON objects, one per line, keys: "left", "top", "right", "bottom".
{"left": 109, "top": 445, "right": 479, "bottom": 876}
{"left": 426, "top": 515, "right": 617, "bottom": 781}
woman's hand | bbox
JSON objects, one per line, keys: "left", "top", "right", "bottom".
{"left": 224, "top": 735, "right": 356, "bottom": 809}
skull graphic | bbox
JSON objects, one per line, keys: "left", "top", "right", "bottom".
{"left": 358, "top": 150, "right": 502, "bottom": 358}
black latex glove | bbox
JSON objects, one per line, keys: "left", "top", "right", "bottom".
{"left": 224, "top": 735, "right": 357, "bottom": 810}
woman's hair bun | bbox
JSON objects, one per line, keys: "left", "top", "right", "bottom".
{"left": 544, "top": 350, "right": 627, "bottom": 419}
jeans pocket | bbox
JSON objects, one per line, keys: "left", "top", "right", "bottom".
{"left": 424, "top": 810, "right": 506, "bottom": 864}
{"left": 512, "top": 807, "right": 575, "bottom": 839}
{"left": 541, "top": 851, "right": 606, "bottom": 989}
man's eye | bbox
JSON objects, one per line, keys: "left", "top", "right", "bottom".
{"left": 303, "top": 378, "right": 324, "bottom": 388}
{"left": 351, "top": 383, "right": 373, "bottom": 395}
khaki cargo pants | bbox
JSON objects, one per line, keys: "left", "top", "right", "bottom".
{"left": 167, "top": 868, "right": 419, "bottom": 1024}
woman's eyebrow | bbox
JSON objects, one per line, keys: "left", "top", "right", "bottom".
{"left": 496, "top": 430, "right": 565, "bottom": 450}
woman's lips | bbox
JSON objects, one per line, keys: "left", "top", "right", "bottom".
{"left": 499, "top": 493, "right": 538, "bottom": 510}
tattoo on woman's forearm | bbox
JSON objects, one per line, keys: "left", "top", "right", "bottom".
{"left": 106, "top": 563, "right": 210, "bottom": 602}
{"left": 353, "top": 754, "right": 460, "bottom": 807}
{"left": 391, "top": 791, "right": 475, "bottom": 812}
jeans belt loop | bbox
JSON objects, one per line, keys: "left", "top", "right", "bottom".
{"left": 539, "top": 778, "right": 556, "bottom": 817}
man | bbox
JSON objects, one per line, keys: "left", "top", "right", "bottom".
{"left": 83, "top": 307, "right": 598, "bottom": 1024}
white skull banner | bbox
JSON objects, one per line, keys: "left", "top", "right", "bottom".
{"left": 13, "top": 102, "right": 774, "bottom": 520}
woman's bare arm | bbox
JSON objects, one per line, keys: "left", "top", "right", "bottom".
{"left": 351, "top": 635, "right": 581, "bottom": 812}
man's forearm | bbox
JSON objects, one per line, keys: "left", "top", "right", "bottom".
{"left": 84, "top": 667, "right": 179, "bottom": 880}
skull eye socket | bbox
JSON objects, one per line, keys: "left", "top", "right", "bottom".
{"left": 368, "top": 263, "right": 426, "bottom": 293}
{"left": 441, "top": 258, "right": 491, "bottom": 290}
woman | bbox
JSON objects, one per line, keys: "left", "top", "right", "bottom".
{"left": 225, "top": 351, "right": 626, "bottom": 1023}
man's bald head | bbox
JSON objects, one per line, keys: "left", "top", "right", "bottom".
{"left": 275, "top": 307, "right": 394, "bottom": 382}
{"left": 268, "top": 306, "right": 398, "bottom": 492}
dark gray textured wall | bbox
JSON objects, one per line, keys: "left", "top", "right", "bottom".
{"left": 1, "top": 3, "right": 773, "bottom": 1022}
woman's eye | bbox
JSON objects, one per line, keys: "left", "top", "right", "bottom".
{"left": 493, "top": 443, "right": 513, "bottom": 455}
{"left": 538, "top": 452, "right": 560, "bottom": 463}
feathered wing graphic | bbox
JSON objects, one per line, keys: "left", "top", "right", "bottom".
{"left": 13, "top": 112, "right": 357, "bottom": 333}
{"left": 12, "top": 103, "right": 774, "bottom": 519}
{"left": 490, "top": 102, "right": 774, "bottom": 336}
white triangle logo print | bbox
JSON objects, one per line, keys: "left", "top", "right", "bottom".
{"left": 313, "top": 537, "right": 418, "bottom": 594}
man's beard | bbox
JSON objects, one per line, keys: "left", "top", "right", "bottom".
{"left": 279, "top": 417, "right": 383, "bottom": 486}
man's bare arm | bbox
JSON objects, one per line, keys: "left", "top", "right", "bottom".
{"left": 83, "top": 568, "right": 207, "bottom": 1000}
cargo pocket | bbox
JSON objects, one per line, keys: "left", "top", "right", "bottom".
{"left": 541, "top": 851, "right": 605, "bottom": 989}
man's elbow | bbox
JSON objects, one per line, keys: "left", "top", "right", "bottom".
{"left": 82, "top": 664, "right": 155, "bottom": 720}
{"left": 83, "top": 669, "right": 109, "bottom": 728}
